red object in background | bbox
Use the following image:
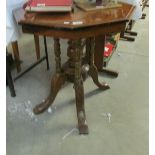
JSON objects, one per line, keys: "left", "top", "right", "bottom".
{"left": 103, "top": 43, "right": 114, "bottom": 57}
{"left": 28, "top": 0, "right": 72, "bottom": 7}
{"left": 25, "top": 0, "right": 73, "bottom": 12}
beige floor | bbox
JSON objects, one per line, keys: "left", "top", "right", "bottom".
{"left": 6, "top": 8, "right": 149, "bottom": 155}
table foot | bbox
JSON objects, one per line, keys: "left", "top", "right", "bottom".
{"left": 125, "top": 31, "right": 138, "bottom": 36}
{"left": 79, "top": 123, "right": 89, "bottom": 134}
{"left": 100, "top": 68, "right": 119, "bottom": 77}
{"left": 89, "top": 65, "right": 110, "bottom": 90}
{"left": 33, "top": 96, "right": 53, "bottom": 114}
{"left": 33, "top": 73, "right": 66, "bottom": 114}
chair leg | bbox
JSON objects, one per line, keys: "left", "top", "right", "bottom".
{"left": 6, "top": 52, "right": 16, "bottom": 97}
{"left": 120, "top": 32, "right": 135, "bottom": 42}
{"left": 43, "top": 36, "right": 49, "bottom": 70}
{"left": 11, "top": 41, "right": 21, "bottom": 73}
{"left": 34, "top": 34, "right": 40, "bottom": 60}
{"left": 120, "top": 20, "right": 137, "bottom": 41}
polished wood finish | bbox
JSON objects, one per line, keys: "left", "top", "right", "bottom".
{"left": 54, "top": 38, "right": 61, "bottom": 73}
{"left": 34, "top": 38, "right": 65, "bottom": 114}
{"left": 19, "top": 2, "right": 134, "bottom": 30}
{"left": 18, "top": 3, "right": 135, "bottom": 134}
{"left": 71, "top": 39, "right": 88, "bottom": 134}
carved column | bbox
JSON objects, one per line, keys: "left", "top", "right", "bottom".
{"left": 54, "top": 38, "right": 61, "bottom": 73}
{"left": 67, "top": 39, "right": 89, "bottom": 134}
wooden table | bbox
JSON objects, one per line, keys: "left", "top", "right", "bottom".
{"left": 18, "top": 2, "right": 135, "bottom": 134}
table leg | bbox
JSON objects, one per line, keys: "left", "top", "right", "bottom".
{"left": 11, "top": 41, "right": 21, "bottom": 73}
{"left": 33, "top": 38, "right": 65, "bottom": 114}
{"left": 6, "top": 51, "right": 16, "bottom": 97}
{"left": 94, "top": 35, "right": 119, "bottom": 77}
{"left": 68, "top": 39, "right": 89, "bottom": 134}
{"left": 34, "top": 35, "right": 40, "bottom": 60}
{"left": 88, "top": 37, "right": 110, "bottom": 90}
{"left": 33, "top": 73, "right": 66, "bottom": 114}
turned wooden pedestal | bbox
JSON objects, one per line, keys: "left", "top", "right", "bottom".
{"left": 33, "top": 38, "right": 109, "bottom": 134}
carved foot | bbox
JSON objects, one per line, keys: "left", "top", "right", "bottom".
{"left": 89, "top": 65, "right": 110, "bottom": 90}
{"left": 33, "top": 73, "right": 66, "bottom": 114}
{"left": 33, "top": 96, "right": 53, "bottom": 114}
{"left": 78, "top": 111, "right": 89, "bottom": 134}
{"left": 33, "top": 95, "right": 55, "bottom": 115}
{"left": 100, "top": 68, "right": 119, "bottom": 77}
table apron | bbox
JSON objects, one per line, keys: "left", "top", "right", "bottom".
{"left": 22, "top": 22, "right": 126, "bottom": 39}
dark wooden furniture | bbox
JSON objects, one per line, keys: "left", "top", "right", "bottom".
{"left": 18, "top": 2, "right": 135, "bottom": 134}
{"left": 6, "top": 51, "right": 16, "bottom": 97}
{"left": 7, "top": 36, "right": 49, "bottom": 97}
{"left": 11, "top": 35, "right": 41, "bottom": 73}
{"left": 11, "top": 41, "right": 21, "bottom": 72}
